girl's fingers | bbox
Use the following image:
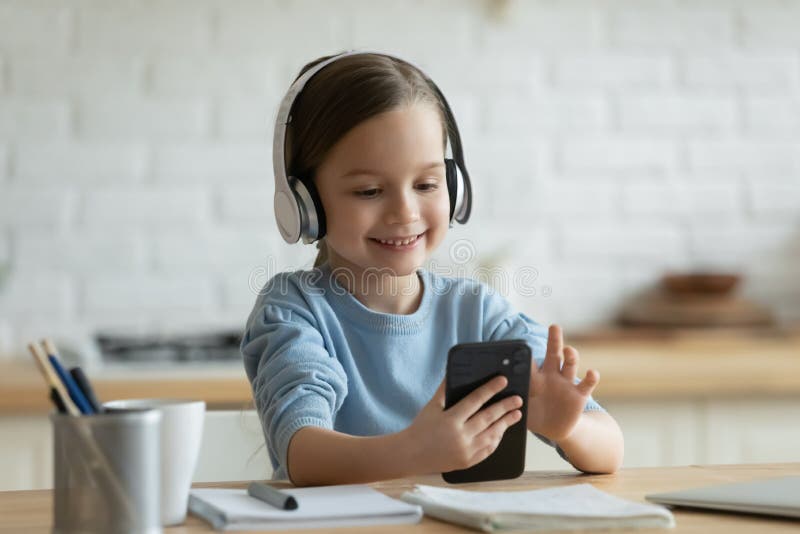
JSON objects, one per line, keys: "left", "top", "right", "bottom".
{"left": 529, "top": 357, "right": 541, "bottom": 389}
{"left": 562, "top": 345, "right": 579, "bottom": 381}
{"left": 465, "top": 395, "right": 523, "bottom": 435}
{"left": 542, "top": 324, "right": 563, "bottom": 373}
{"left": 469, "top": 445, "right": 496, "bottom": 467}
{"left": 451, "top": 375, "right": 508, "bottom": 420}
{"left": 470, "top": 409, "right": 522, "bottom": 463}
{"left": 576, "top": 369, "right": 600, "bottom": 396}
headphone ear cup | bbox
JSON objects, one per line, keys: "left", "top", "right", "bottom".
{"left": 293, "top": 176, "right": 327, "bottom": 242}
{"left": 445, "top": 158, "right": 459, "bottom": 222}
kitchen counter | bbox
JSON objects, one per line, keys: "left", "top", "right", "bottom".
{"left": 0, "top": 362, "right": 253, "bottom": 414}
{"left": 568, "top": 326, "right": 800, "bottom": 398}
{"left": 2, "top": 327, "right": 799, "bottom": 414}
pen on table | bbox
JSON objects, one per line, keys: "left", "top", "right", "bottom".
{"left": 27, "top": 342, "right": 79, "bottom": 416}
{"left": 69, "top": 367, "right": 104, "bottom": 413}
{"left": 42, "top": 338, "right": 94, "bottom": 415}
{"left": 247, "top": 482, "right": 298, "bottom": 511}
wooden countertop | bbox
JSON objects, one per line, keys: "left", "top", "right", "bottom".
{"left": 2, "top": 463, "right": 799, "bottom": 532}
{"left": 2, "top": 328, "right": 799, "bottom": 414}
{"left": 0, "top": 363, "right": 254, "bottom": 414}
{"left": 569, "top": 327, "right": 800, "bottom": 398}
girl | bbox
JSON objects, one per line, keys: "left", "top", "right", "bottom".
{"left": 242, "top": 51, "right": 624, "bottom": 486}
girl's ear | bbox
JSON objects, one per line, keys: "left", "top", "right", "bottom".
{"left": 445, "top": 158, "right": 459, "bottom": 223}
{"left": 295, "top": 175, "right": 327, "bottom": 241}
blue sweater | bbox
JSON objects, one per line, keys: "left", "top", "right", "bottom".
{"left": 241, "top": 263, "right": 603, "bottom": 479}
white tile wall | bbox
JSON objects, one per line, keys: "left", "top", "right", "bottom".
{"left": 0, "top": 0, "right": 799, "bottom": 356}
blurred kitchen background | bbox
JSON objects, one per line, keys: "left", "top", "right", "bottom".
{"left": 1, "top": 0, "right": 799, "bottom": 490}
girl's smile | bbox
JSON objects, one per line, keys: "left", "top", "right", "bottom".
{"left": 369, "top": 231, "right": 426, "bottom": 250}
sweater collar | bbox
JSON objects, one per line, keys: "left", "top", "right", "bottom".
{"left": 317, "top": 262, "right": 433, "bottom": 335}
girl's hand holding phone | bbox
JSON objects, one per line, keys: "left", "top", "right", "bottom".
{"left": 403, "top": 375, "right": 523, "bottom": 474}
{"left": 526, "top": 324, "right": 600, "bottom": 442}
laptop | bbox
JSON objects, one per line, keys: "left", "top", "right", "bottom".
{"left": 646, "top": 476, "right": 800, "bottom": 519}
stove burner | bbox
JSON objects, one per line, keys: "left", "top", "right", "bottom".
{"left": 95, "top": 330, "right": 244, "bottom": 364}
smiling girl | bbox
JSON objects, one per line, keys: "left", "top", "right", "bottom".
{"left": 242, "top": 51, "right": 624, "bottom": 486}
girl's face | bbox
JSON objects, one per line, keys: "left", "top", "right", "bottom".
{"left": 315, "top": 102, "right": 451, "bottom": 277}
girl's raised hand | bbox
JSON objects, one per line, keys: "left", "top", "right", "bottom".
{"left": 526, "top": 324, "right": 599, "bottom": 442}
{"left": 404, "top": 375, "right": 523, "bottom": 474}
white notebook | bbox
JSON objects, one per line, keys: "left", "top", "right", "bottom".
{"left": 401, "top": 483, "right": 675, "bottom": 532}
{"left": 189, "top": 484, "right": 422, "bottom": 531}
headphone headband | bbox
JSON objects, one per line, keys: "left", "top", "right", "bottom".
{"left": 273, "top": 50, "right": 472, "bottom": 244}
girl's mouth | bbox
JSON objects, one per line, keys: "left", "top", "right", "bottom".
{"left": 369, "top": 232, "right": 425, "bottom": 251}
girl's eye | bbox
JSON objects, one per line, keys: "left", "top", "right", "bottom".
{"left": 355, "top": 188, "right": 380, "bottom": 198}
{"left": 353, "top": 182, "right": 438, "bottom": 198}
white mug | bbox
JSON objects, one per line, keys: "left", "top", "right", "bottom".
{"left": 104, "top": 399, "right": 206, "bottom": 526}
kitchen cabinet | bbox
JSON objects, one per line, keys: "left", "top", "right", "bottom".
{"left": 0, "top": 411, "right": 271, "bottom": 491}
{"left": 0, "top": 416, "right": 52, "bottom": 491}
{"left": 4, "top": 397, "right": 800, "bottom": 490}
{"left": 525, "top": 397, "right": 800, "bottom": 472}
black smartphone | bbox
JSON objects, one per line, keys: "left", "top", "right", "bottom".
{"left": 443, "top": 339, "right": 531, "bottom": 484}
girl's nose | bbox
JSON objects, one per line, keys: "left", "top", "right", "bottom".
{"left": 385, "top": 191, "right": 420, "bottom": 225}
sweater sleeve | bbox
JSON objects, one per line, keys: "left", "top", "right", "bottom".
{"left": 241, "top": 290, "right": 348, "bottom": 476}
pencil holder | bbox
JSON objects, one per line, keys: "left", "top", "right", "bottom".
{"left": 51, "top": 410, "right": 162, "bottom": 534}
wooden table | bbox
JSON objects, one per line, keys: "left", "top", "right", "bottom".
{"left": 2, "top": 463, "right": 798, "bottom": 533}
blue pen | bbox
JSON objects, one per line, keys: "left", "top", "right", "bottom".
{"left": 70, "top": 367, "right": 104, "bottom": 413}
{"left": 43, "top": 339, "right": 94, "bottom": 415}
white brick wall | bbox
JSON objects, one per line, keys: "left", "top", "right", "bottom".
{"left": 0, "top": 0, "right": 799, "bottom": 357}
{"left": 555, "top": 53, "right": 674, "bottom": 88}
{"left": 11, "top": 55, "right": 145, "bottom": 97}
{"left": 16, "top": 143, "right": 148, "bottom": 184}
{"left": 153, "top": 143, "right": 271, "bottom": 182}
{"left": 619, "top": 94, "right": 738, "bottom": 132}
{"left": 149, "top": 56, "right": 281, "bottom": 97}
{"left": 75, "top": 3, "right": 211, "bottom": 54}
{"left": 745, "top": 96, "right": 800, "bottom": 132}
{"left": 0, "top": 145, "right": 8, "bottom": 182}
{"left": 77, "top": 97, "right": 209, "bottom": 140}
{"left": 80, "top": 187, "right": 211, "bottom": 227}
{"left": 0, "top": 98, "right": 71, "bottom": 139}
{"left": 0, "top": 188, "right": 77, "bottom": 228}
{"left": 0, "top": 3, "right": 72, "bottom": 52}
{"left": 742, "top": 7, "right": 800, "bottom": 47}
{"left": 683, "top": 54, "right": 800, "bottom": 88}
{"left": 611, "top": 8, "right": 734, "bottom": 49}
{"left": 15, "top": 230, "right": 146, "bottom": 273}
{"left": 688, "top": 139, "right": 800, "bottom": 173}
{"left": 560, "top": 137, "right": 678, "bottom": 174}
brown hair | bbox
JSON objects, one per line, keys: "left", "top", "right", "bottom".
{"left": 284, "top": 53, "right": 452, "bottom": 268}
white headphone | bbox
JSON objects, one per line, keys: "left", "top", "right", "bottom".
{"left": 273, "top": 50, "right": 472, "bottom": 244}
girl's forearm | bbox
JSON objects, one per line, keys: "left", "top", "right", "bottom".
{"left": 556, "top": 411, "right": 624, "bottom": 474}
{"left": 286, "top": 426, "right": 419, "bottom": 486}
